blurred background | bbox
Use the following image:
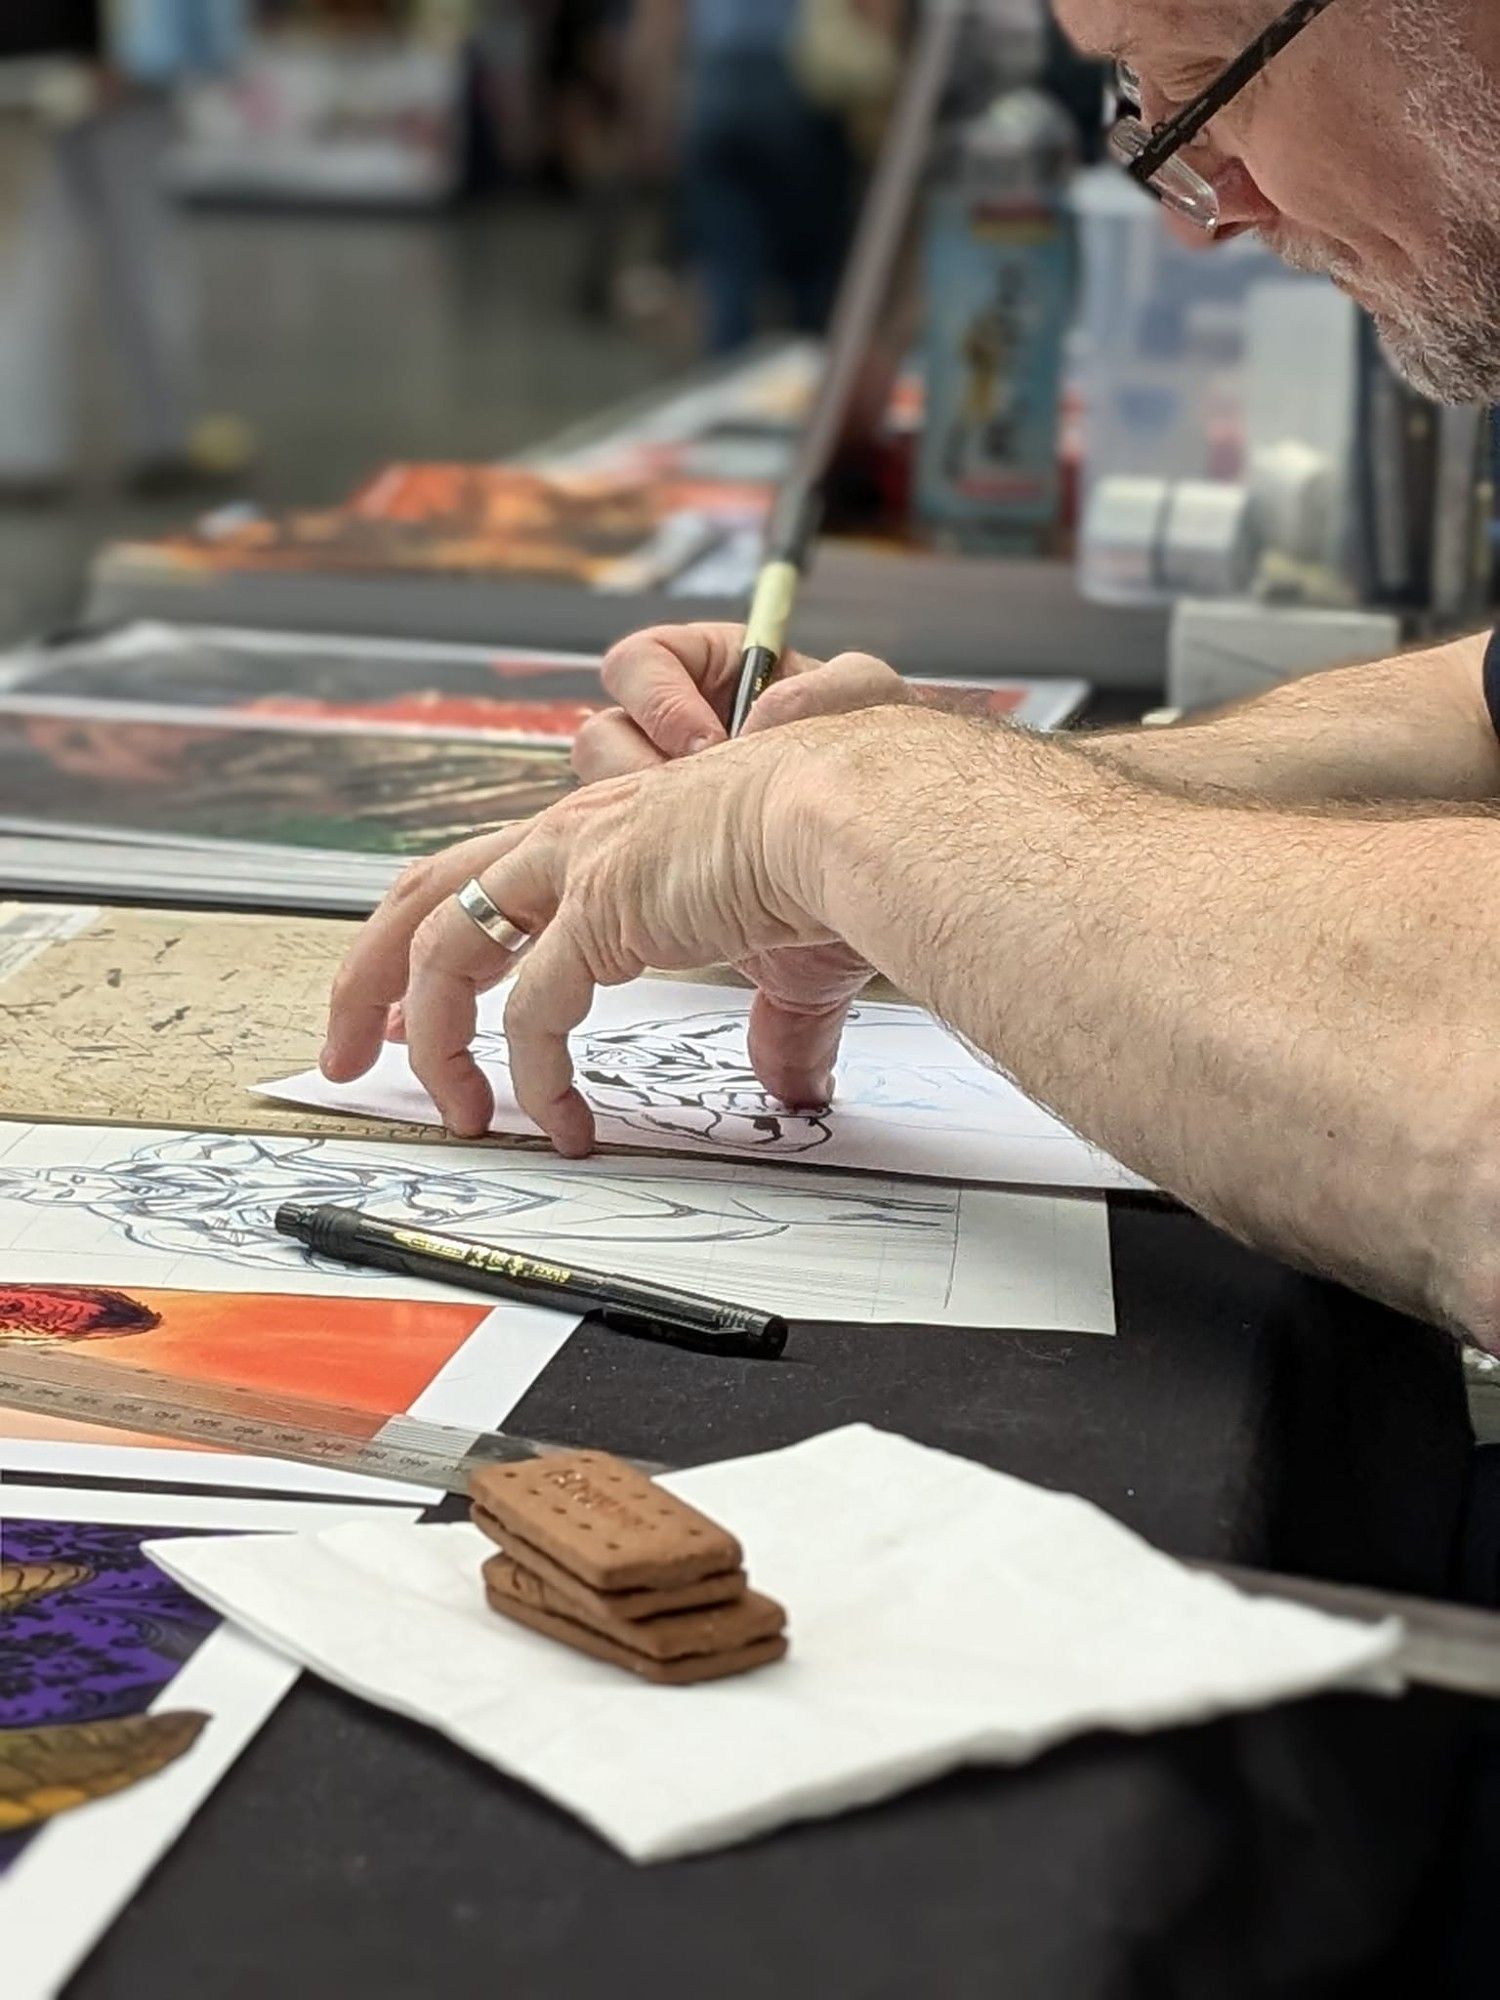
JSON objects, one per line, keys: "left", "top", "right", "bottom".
{"left": 0, "top": 0, "right": 1488, "bottom": 694}
{"left": 0, "top": 1, "right": 1113, "bottom": 643}
{"left": 0, "top": 0, "right": 692, "bottom": 638}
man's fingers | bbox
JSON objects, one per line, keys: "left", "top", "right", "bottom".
{"left": 503, "top": 919, "right": 614, "bottom": 1158}
{"left": 747, "top": 988, "right": 857, "bottom": 1110}
{"left": 321, "top": 828, "right": 532, "bottom": 1084}
{"left": 744, "top": 652, "right": 908, "bottom": 736}
{"left": 380, "top": 831, "right": 562, "bottom": 1136}
{"left": 600, "top": 624, "right": 742, "bottom": 757}
{"left": 599, "top": 621, "right": 843, "bottom": 757}
{"left": 402, "top": 952, "right": 495, "bottom": 1140}
{"left": 570, "top": 708, "right": 667, "bottom": 784}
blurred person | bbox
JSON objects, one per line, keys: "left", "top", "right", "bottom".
{"left": 546, "top": 0, "right": 640, "bottom": 318}
{"left": 0, "top": 0, "right": 252, "bottom": 500}
{"left": 461, "top": 2, "right": 547, "bottom": 191}
{"left": 628, "top": 0, "right": 862, "bottom": 353}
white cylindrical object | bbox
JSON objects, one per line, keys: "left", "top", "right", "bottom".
{"left": 1159, "top": 480, "right": 1256, "bottom": 597}
{"left": 1080, "top": 475, "right": 1172, "bottom": 600}
{"left": 1249, "top": 439, "right": 1335, "bottom": 564}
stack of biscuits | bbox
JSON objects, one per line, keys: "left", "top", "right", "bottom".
{"left": 470, "top": 1450, "right": 787, "bottom": 1685}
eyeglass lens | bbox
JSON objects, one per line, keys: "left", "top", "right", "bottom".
{"left": 1109, "top": 65, "right": 1222, "bottom": 231}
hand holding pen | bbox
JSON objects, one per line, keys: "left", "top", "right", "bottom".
{"left": 569, "top": 624, "right": 912, "bottom": 782}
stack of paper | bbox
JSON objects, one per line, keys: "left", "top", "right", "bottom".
{"left": 0, "top": 625, "right": 1087, "bottom": 915}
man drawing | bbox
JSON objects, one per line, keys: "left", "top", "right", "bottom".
{"left": 323, "top": 0, "right": 1500, "bottom": 1354}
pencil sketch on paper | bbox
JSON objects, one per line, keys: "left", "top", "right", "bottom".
{"left": 0, "top": 1130, "right": 954, "bottom": 1276}
{"left": 0, "top": 1124, "right": 1117, "bottom": 1332}
{"left": 468, "top": 1001, "right": 1002, "bottom": 1157}
{"left": 257, "top": 978, "right": 1147, "bottom": 1193}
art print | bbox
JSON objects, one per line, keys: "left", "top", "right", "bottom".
{"left": 2, "top": 1486, "right": 412, "bottom": 2000}
{"left": 262, "top": 980, "right": 1147, "bottom": 1194}
{"left": 0, "top": 1283, "right": 543, "bottom": 1499}
{"left": 0, "top": 1121, "right": 1115, "bottom": 1334}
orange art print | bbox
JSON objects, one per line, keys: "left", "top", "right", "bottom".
{"left": 0, "top": 1284, "right": 489, "bottom": 1456}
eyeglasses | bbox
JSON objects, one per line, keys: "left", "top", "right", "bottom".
{"left": 1108, "top": 0, "right": 1341, "bottom": 233}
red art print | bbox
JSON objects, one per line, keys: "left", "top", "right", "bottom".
{"left": 243, "top": 691, "right": 606, "bottom": 739}
{"left": 0, "top": 1285, "right": 490, "bottom": 1456}
{"left": 0, "top": 1285, "right": 160, "bottom": 1345}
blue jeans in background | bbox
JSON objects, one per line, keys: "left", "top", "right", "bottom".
{"left": 684, "top": 51, "right": 854, "bottom": 356}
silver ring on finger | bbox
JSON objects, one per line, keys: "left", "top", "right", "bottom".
{"left": 453, "top": 876, "right": 532, "bottom": 956}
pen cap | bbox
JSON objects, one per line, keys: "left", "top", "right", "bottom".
{"left": 605, "top": 1308, "right": 789, "bottom": 1360}
{"left": 727, "top": 1311, "right": 788, "bottom": 1359}
{"left": 273, "top": 1204, "right": 370, "bottom": 1258}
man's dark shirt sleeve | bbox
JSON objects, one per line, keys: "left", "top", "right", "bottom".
{"left": 1486, "top": 630, "right": 1500, "bottom": 742}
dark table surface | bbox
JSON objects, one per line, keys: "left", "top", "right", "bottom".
{"left": 67, "top": 1194, "right": 1479, "bottom": 2000}
{"left": 24, "top": 680, "right": 1479, "bottom": 1996}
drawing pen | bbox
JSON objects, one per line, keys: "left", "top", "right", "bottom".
{"left": 274, "top": 1202, "right": 788, "bottom": 1360}
{"left": 728, "top": 543, "right": 805, "bottom": 737}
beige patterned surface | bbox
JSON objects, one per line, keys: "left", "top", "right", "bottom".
{"left": 0, "top": 902, "right": 438, "bottom": 1143}
{"left": 0, "top": 902, "right": 795, "bottom": 1147}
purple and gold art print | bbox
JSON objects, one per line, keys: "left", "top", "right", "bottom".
{"left": 0, "top": 1518, "right": 222, "bottom": 1876}
{"left": 2, "top": 1486, "right": 408, "bottom": 2000}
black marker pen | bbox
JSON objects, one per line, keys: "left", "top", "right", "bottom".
{"left": 274, "top": 1203, "right": 787, "bottom": 1360}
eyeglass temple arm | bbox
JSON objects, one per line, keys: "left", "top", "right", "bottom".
{"left": 1129, "top": 0, "right": 1340, "bottom": 183}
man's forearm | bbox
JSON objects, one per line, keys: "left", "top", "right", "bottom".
{"left": 1077, "top": 632, "right": 1500, "bottom": 804}
{"left": 797, "top": 708, "right": 1500, "bottom": 1346}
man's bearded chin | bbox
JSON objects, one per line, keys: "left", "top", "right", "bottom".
{"left": 1367, "top": 220, "right": 1500, "bottom": 404}
{"left": 1257, "top": 214, "right": 1500, "bottom": 405}
{"left": 1328, "top": 0, "right": 1500, "bottom": 403}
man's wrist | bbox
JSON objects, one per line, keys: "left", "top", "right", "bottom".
{"left": 768, "top": 706, "right": 1025, "bottom": 961}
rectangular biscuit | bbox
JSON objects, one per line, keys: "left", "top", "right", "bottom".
{"left": 484, "top": 1577, "right": 788, "bottom": 1685}
{"left": 484, "top": 1555, "right": 783, "bottom": 1661}
{"left": 474, "top": 1522, "right": 746, "bottom": 1622}
{"left": 469, "top": 1450, "right": 741, "bottom": 1591}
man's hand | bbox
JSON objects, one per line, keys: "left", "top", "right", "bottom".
{"left": 568, "top": 621, "right": 911, "bottom": 1094}
{"left": 570, "top": 621, "right": 911, "bottom": 779}
{"left": 321, "top": 727, "right": 856, "bottom": 1153}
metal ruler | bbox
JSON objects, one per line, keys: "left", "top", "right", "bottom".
{"left": 0, "top": 1346, "right": 562, "bottom": 1495}
{"left": 4, "top": 1346, "right": 1500, "bottom": 1702}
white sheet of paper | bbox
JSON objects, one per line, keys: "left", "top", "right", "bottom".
{"left": 0, "top": 1119, "right": 1114, "bottom": 1333}
{"left": 258, "top": 981, "right": 1148, "bottom": 1194}
{"left": 148, "top": 1428, "right": 1399, "bottom": 1866}
{"left": 2, "top": 1483, "right": 419, "bottom": 2000}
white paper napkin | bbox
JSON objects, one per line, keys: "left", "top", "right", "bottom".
{"left": 147, "top": 1426, "right": 1400, "bottom": 1863}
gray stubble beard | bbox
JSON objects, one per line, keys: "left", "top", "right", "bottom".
{"left": 1263, "top": 0, "right": 1500, "bottom": 402}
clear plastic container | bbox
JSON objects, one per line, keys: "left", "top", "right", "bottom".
{"left": 1070, "top": 166, "right": 1322, "bottom": 603}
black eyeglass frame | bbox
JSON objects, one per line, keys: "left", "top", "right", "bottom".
{"left": 1125, "top": 0, "right": 1342, "bottom": 185}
